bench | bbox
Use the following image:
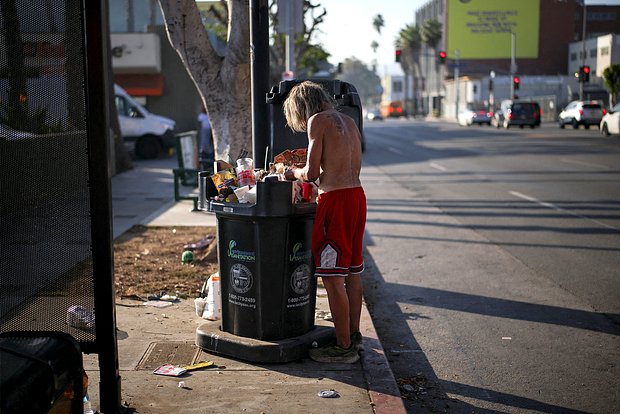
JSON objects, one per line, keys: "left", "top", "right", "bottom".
{"left": 173, "top": 130, "right": 213, "bottom": 211}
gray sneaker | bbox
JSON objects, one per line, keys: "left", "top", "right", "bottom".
{"left": 350, "top": 331, "right": 363, "bottom": 352}
{"left": 309, "top": 344, "right": 360, "bottom": 363}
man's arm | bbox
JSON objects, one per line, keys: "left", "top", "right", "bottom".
{"left": 285, "top": 114, "right": 324, "bottom": 181}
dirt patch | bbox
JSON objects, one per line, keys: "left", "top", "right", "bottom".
{"left": 113, "top": 225, "right": 218, "bottom": 299}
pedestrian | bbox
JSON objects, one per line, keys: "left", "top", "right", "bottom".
{"left": 198, "top": 106, "right": 214, "bottom": 168}
{"left": 283, "top": 81, "right": 366, "bottom": 363}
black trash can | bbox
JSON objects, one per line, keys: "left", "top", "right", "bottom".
{"left": 203, "top": 178, "right": 316, "bottom": 340}
{"left": 266, "top": 79, "right": 365, "bottom": 157}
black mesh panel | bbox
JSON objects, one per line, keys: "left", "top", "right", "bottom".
{"left": 0, "top": 0, "right": 95, "bottom": 345}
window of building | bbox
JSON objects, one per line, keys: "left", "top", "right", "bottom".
{"left": 589, "top": 12, "right": 617, "bottom": 21}
{"left": 590, "top": 48, "right": 597, "bottom": 58}
{"left": 393, "top": 80, "right": 403, "bottom": 93}
{"left": 571, "top": 52, "right": 577, "bottom": 61}
{"left": 109, "top": 0, "right": 163, "bottom": 32}
{"left": 601, "top": 46, "right": 610, "bottom": 56}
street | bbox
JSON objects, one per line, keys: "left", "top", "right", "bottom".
{"left": 360, "top": 119, "right": 620, "bottom": 413}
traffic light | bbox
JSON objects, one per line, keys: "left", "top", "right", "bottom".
{"left": 582, "top": 65, "right": 590, "bottom": 82}
{"left": 513, "top": 76, "right": 520, "bottom": 90}
{"left": 395, "top": 49, "right": 401, "bottom": 63}
{"left": 438, "top": 50, "right": 447, "bottom": 65}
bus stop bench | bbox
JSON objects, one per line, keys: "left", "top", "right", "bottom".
{"left": 0, "top": 331, "right": 84, "bottom": 414}
{"left": 173, "top": 131, "right": 215, "bottom": 211}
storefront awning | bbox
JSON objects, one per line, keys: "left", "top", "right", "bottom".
{"left": 114, "top": 74, "right": 164, "bottom": 96}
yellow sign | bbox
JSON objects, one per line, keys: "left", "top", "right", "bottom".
{"left": 446, "top": 0, "right": 540, "bottom": 59}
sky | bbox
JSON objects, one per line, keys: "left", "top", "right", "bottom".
{"left": 315, "top": 0, "right": 620, "bottom": 77}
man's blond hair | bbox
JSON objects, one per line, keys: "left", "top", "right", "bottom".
{"left": 283, "top": 81, "right": 336, "bottom": 132}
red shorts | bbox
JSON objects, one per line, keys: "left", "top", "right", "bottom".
{"left": 312, "top": 187, "right": 366, "bottom": 277}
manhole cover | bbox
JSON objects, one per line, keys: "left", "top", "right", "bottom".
{"left": 136, "top": 341, "right": 200, "bottom": 370}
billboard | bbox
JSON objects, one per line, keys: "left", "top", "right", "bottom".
{"left": 446, "top": 0, "right": 540, "bottom": 59}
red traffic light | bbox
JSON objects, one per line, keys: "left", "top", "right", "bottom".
{"left": 395, "top": 49, "right": 402, "bottom": 62}
{"left": 583, "top": 66, "right": 590, "bottom": 74}
{"left": 438, "top": 50, "right": 447, "bottom": 64}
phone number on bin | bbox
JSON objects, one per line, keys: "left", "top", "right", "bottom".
{"left": 228, "top": 293, "right": 256, "bottom": 309}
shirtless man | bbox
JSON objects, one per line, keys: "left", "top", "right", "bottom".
{"left": 283, "top": 81, "right": 366, "bottom": 363}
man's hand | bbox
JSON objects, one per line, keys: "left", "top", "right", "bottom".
{"left": 284, "top": 167, "right": 296, "bottom": 181}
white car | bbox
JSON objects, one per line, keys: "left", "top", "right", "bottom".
{"left": 600, "top": 103, "right": 620, "bottom": 136}
{"left": 458, "top": 107, "right": 492, "bottom": 126}
{"left": 558, "top": 100, "right": 605, "bottom": 129}
{"left": 114, "top": 84, "right": 176, "bottom": 159}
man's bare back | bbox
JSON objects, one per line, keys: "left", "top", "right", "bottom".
{"left": 305, "top": 109, "right": 363, "bottom": 193}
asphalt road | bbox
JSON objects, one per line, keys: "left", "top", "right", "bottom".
{"left": 360, "top": 119, "right": 620, "bottom": 413}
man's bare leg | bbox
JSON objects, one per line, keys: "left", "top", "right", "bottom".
{"left": 345, "top": 273, "right": 363, "bottom": 335}
{"left": 322, "top": 276, "right": 352, "bottom": 349}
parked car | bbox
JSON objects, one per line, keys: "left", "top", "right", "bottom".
{"left": 114, "top": 84, "right": 176, "bottom": 159}
{"left": 366, "top": 108, "right": 384, "bottom": 121}
{"left": 493, "top": 100, "right": 541, "bottom": 129}
{"left": 600, "top": 103, "right": 620, "bottom": 136}
{"left": 558, "top": 100, "right": 605, "bottom": 129}
{"left": 379, "top": 100, "right": 407, "bottom": 118}
{"left": 458, "top": 106, "right": 492, "bottom": 126}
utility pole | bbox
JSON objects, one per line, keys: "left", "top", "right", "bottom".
{"left": 277, "top": 0, "right": 303, "bottom": 79}
{"left": 579, "top": 4, "right": 587, "bottom": 100}
{"left": 489, "top": 70, "right": 495, "bottom": 112}
{"left": 454, "top": 49, "right": 460, "bottom": 120}
{"left": 510, "top": 32, "right": 517, "bottom": 100}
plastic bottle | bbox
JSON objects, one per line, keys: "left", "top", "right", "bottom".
{"left": 236, "top": 158, "right": 256, "bottom": 187}
{"left": 83, "top": 393, "right": 94, "bottom": 414}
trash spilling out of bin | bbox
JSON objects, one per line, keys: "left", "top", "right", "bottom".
{"left": 204, "top": 148, "right": 316, "bottom": 206}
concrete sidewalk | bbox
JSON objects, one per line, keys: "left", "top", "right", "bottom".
{"left": 84, "top": 155, "right": 406, "bottom": 414}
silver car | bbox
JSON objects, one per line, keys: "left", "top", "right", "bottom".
{"left": 558, "top": 100, "right": 605, "bottom": 129}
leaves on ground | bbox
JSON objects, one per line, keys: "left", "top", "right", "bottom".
{"left": 114, "top": 225, "right": 218, "bottom": 299}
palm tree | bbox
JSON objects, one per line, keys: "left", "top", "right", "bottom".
{"left": 370, "top": 14, "right": 384, "bottom": 73}
{"left": 420, "top": 19, "right": 442, "bottom": 115}
{"left": 398, "top": 24, "right": 421, "bottom": 116}
{"left": 372, "top": 14, "right": 384, "bottom": 35}
{"left": 370, "top": 40, "right": 379, "bottom": 54}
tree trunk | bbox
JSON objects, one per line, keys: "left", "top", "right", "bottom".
{"left": 158, "top": 0, "right": 252, "bottom": 162}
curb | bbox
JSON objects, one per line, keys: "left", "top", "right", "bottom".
{"left": 359, "top": 300, "right": 407, "bottom": 414}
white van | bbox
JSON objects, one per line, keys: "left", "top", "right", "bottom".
{"left": 114, "top": 84, "right": 176, "bottom": 159}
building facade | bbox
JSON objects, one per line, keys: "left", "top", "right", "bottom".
{"left": 413, "top": 0, "right": 620, "bottom": 118}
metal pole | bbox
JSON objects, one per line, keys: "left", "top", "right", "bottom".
{"left": 83, "top": 0, "right": 122, "bottom": 411}
{"left": 510, "top": 32, "right": 516, "bottom": 99}
{"left": 580, "top": 4, "right": 587, "bottom": 100}
{"left": 454, "top": 49, "right": 460, "bottom": 120}
{"left": 250, "top": 0, "right": 270, "bottom": 168}
{"left": 489, "top": 70, "right": 495, "bottom": 112}
{"left": 285, "top": 34, "right": 295, "bottom": 74}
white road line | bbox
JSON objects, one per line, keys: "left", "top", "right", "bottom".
{"left": 429, "top": 162, "right": 447, "bottom": 171}
{"left": 509, "top": 191, "right": 620, "bottom": 231}
{"left": 387, "top": 146, "right": 401, "bottom": 154}
{"left": 560, "top": 158, "right": 611, "bottom": 170}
